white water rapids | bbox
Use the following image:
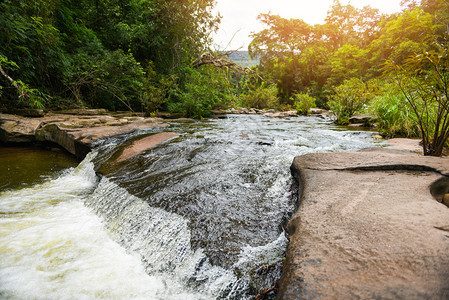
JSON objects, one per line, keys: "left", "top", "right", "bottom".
{"left": 0, "top": 115, "right": 384, "bottom": 299}
{"left": 0, "top": 152, "right": 247, "bottom": 299}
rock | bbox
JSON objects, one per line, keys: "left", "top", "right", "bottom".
{"left": 3, "top": 108, "right": 45, "bottom": 117}
{"left": 115, "top": 132, "right": 178, "bottom": 162}
{"left": 387, "top": 138, "right": 422, "bottom": 153}
{"left": 236, "top": 108, "right": 250, "bottom": 114}
{"left": 279, "top": 148, "right": 449, "bottom": 299}
{"left": 443, "top": 194, "right": 449, "bottom": 207}
{"left": 0, "top": 113, "right": 167, "bottom": 158}
{"left": 36, "top": 123, "right": 85, "bottom": 158}
{"left": 349, "top": 113, "right": 375, "bottom": 127}
{"left": 309, "top": 108, "right": 328, "bottom": 115}
{"left": 154, "top": 112, "right": 186, "bottom": 119}
{"left": 0, "top": 114, "right": 41, "bottom": 143}
{"left": 430, "top": 177, "right": 449, "bottom": 204}
{"left": 264, "top": 111, "right": 297, "bottom": 119}
{"left": 56, "top": 108, "right": 110, "bottom": 115}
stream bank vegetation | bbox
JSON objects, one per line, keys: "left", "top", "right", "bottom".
{"left": 0, "top": 0, "right": 448, "bottom": 155}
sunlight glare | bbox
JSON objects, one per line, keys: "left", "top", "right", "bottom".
{"left": 214, "top": 0, "right": 403, "bottom": 50}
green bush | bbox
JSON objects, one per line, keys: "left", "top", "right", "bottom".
{"left": 240, "top": 83, "right": 279, "bottom": 109}
{"left": 292, "top": 93, "right": 316, "bottom": 115}
{"left": 141, "top": 63, "right": 177, "bottom": 116}
{"left": 167, "top": 67, "right": 233, "bottom": 118}
{"left": 384, "top": 44, "right": 449, "bottom": 156}
{"left": 370, "top": 83, "right": 419, "bottom": 137}
{"left": 328, "top": 78, "right": 380, "bottom": 125}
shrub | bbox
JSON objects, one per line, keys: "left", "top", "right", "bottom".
{"left": 167, "top": 66, "right": 233, "bottom": 118}
{"left": 328, "top": 78, "right": 380, "bottom": 125}
{"left": 141, "top": 63, "right": 177, "bottom": 116}
{"left": 384, "top": 44, "right": 449, "bottom": 156}
{"left": 240, "top": 83, "right": 279, "bottom": 109}
{"left": 371, "top": 83, "right": 419, "bottom": 137}
{"left": 292, "top": 93, "right": 316, "bottom": 115}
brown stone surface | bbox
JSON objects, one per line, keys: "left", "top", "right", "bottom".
{"left": 264, "top": 111, "right": 298, "bottom": 119}
{"left": 279, "top": 148, "right": 449, "bottom": 299}
{"left": 387, "top": 138, "right": 422, "bottom": 153}
{"left": 115, "top": 132, "right": 178, "bottom": 162}
{"left": 0, "top": 113, "right": 167, "bottom": 158}
{"left": 0, "top": 114, "right": 42, "bottom": 143}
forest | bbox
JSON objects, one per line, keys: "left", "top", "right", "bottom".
{"left": 0, "top": 0, "right": 448, "bottom": 155}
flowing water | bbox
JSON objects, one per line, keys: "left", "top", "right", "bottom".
{"left": 0, "top": 115, "right": 384, "bottom": 299}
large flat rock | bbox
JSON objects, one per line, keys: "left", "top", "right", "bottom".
{"left": 0, "top": 113, "right": 167, "bottom": 158}
{"left": 115, "top": 132, "right": 178, "bottom": 162}
{"left": 279, "top": 148, "right": 449, "bottom": 299}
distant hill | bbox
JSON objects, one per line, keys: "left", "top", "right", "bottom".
{"left": 227, "top": 51, "right": 259, "bottom": 67}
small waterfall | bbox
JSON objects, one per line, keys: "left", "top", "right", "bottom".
{"left": 84, "top": 176, "right": 247, "bottom": 298}
{"left": 0, "top": 149, "right": 247, "bottom": 299}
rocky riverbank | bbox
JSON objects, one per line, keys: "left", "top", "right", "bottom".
{"left": 0, "top": 110, "right": 169, "bottom": 158}
{"left": 2, "top": 110, "right": 448, "bottom": 298}
{"left": 279, "top": 148, "right": 449, "bottom": 299}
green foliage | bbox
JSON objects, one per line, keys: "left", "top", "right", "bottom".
{"left": 167, "top": 67, "right": 234, "bottom": 119}
{"left": 66, "top": 49, "right": 146, "bottom": 111}
{"left": 384, "top": 40, "right": 449, "bottom": 156}
{"left": 0, "top": 0, "right": 220, "bottom": 111}
{"left": 249, "top": 2, "right": 383, "bottom": 105}
{"left": 370, "top": 83, "right": 419, "bottom": 137}
{"left": 141, "top": 63, "right": 177, "bottom": 116}
{"left": 293, "top": 93, "right": 316, "bottom": 115}
{"left": 240, "top": 83, "right": 279, "bottom": 109}
{"left": 249, "top": 0, "right": 445, "bottom": 111}
{"left": 0, "top": 56, "right": 46, "bottom": 109}
{"left": 328, "top": 78, "right": 380, "bottom": 125}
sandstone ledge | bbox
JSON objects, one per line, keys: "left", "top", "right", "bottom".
{"left": 0, "top": 112, "right": 167, "bottom": 158}
{"left": 279, "top": 148, "right": 449, "bottom": 299}
{"left": 115, "top": 132, "right": 178, "bottom": 163}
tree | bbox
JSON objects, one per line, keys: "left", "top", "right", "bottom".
{"left": 0, "top": 0, "right": 220, "bottom": 112}
{"left": 367, "top": 6, "right": 436, "bottom": 74}
{"left": 328, "top": 78, "right": 380, "bottom": 125}
{"left": 384, "top": 42, "right": 449, "bottom": 156}
{"left": 249, "top": 14, "right": 315, "bottom": 103}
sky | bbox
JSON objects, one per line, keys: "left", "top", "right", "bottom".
{"left": 213, "top": 0, "right": 404, "bottom": 50}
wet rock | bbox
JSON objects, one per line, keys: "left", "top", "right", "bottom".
{"left": 231, "top": 108, "right": 250, "bottom": 114}
{"left": 264, "top": 111, "right": 297, "bottom": 119}
{"left": 349, "top": 113, "right": 375, "bottom": 127}
{"left": 0, "top": 113, "right": 166, "bottom": 158}
{"left": 115, "top": 132, "right": 178, "bottom": 162}
{"left": 309, "top": 108, "right": 328, "bottom": 115}
{"left": 0, "top": 114, "right": 41, "bottom": 143}
{"left": 279, "top": 148, "right": 449, "bottom": 299}
{"left": 154, "top": 112, "right": 186, "bottom": 119}
{"left": 443, "top": 194, "right": 449, "bottom": 207}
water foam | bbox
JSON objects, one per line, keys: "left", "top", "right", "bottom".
{"left": 0, "top": 153, "right": 188, "bottom": 299}
{"left": 84, "top": 176, "right": 245, "bottom": 298}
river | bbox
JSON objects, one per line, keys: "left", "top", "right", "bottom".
{"left": 0, "top": 114, "right": 383, "bottom": 299}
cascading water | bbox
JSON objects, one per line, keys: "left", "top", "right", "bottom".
{"left": 0, "top": 115, "right": 385, "bottom": 299}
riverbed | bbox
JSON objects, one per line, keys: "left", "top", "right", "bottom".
{"left": 0, "top": 115, "right": 383, "bottom": 299}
